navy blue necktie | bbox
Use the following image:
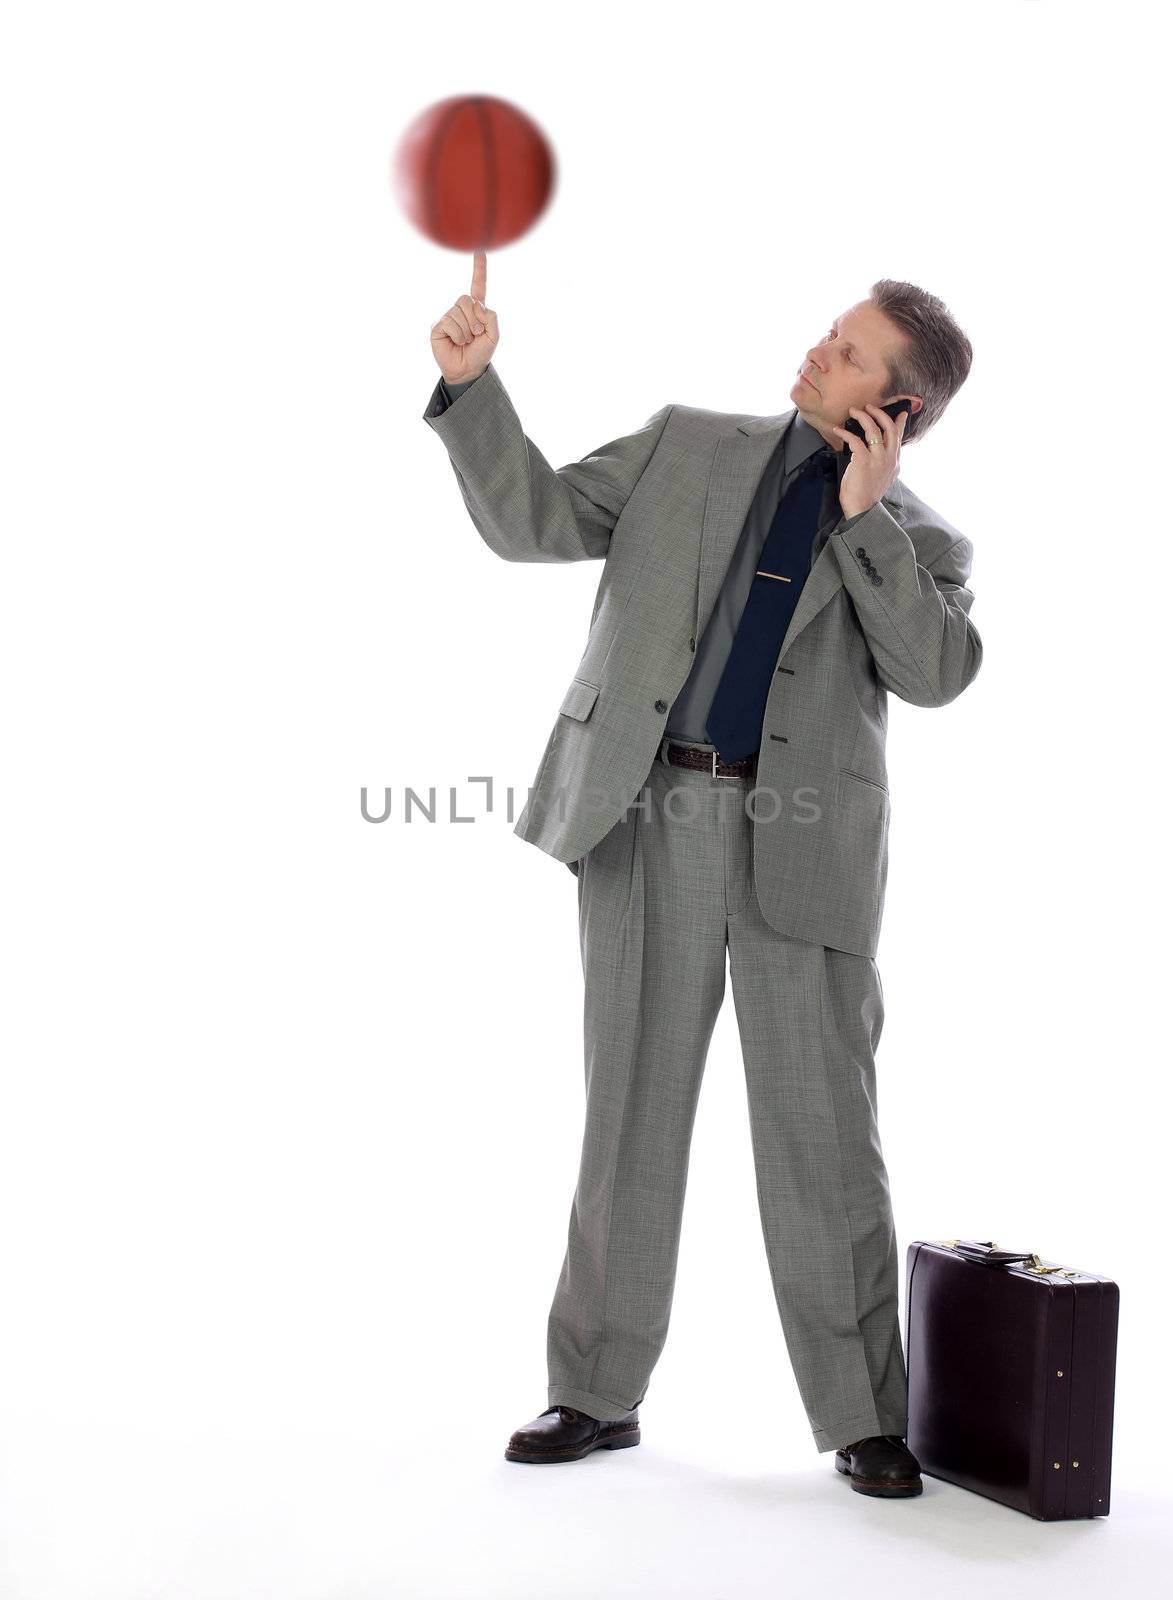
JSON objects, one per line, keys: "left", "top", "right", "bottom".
{"left": 705, "top": 444, "right": 837, "bottom": 763}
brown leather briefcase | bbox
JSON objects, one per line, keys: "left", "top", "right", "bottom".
{"left": 906, "top": 1239, "right": 1119, "bottom": 1519}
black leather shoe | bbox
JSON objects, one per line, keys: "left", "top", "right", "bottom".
{"left": 834, "top": 1433, "right": 923, "bottom": 1497}
{"left": 505, "top": 1403, "right": 641, "bottom": 1463}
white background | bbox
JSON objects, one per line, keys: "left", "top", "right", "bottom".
{"left": 2, "top": 1, "right": 1170, "bottom": 1596}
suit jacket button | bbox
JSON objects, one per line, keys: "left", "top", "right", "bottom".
{"left": 871, "top": 573, "right": 882, "bottom": 585}
{"left": 855, "top": 546, "right": 867, "bottom": 558}
{"left": 654, "top": 698, "right": 668, "bottom": 713}
{"left": 689, "top": 637, "right": 696, "bottom": 652}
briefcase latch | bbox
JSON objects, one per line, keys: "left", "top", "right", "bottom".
{"left": 1024, "top": 1252, "right": 1065, "bottom": 1275}
{"left": 934, "top": 1240, "right": 1078, "bottom": 1277}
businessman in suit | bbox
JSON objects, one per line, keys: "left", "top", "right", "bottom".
{"left": 422, "top": 251, "right": 981, "bottom": 1499}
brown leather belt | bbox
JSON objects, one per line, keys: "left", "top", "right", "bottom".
{"left": 663, "top": 740, "right": 758, "bottom": 780}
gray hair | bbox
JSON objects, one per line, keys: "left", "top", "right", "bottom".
{"left": 868, "top": 279, "right": 973, "bottom": 444}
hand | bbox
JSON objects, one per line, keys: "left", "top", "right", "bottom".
{"left": 429, "top": 248, "right": 500, "bottom": 384}
{"left": 832, "top": 403, "right": 908, "bottom": 519}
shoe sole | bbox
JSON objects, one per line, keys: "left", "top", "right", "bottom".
{"left": 834, "top": 1451, "right": 923, "bottom": 1497}
{"left": 504, "top": 1423, "right": 641, "bottom": 1464}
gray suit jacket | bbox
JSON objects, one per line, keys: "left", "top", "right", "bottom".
{"left": 423, "top": 362, "right": 983, "bottom": 957}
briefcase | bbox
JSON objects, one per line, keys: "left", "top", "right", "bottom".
{"left": 905, "top": 1238, "right": 1119, "bottom": 1519}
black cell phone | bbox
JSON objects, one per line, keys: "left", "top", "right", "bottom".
{"left": 842, "top": 396, "right": 913, "bottom": 443}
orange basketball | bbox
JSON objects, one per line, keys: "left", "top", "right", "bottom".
{"left": 392, "top": 94, "right": 556, "bottom": 250}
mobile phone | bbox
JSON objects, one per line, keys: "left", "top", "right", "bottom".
{"left": 842, "top": 396, "right": 913, "bottom": 443}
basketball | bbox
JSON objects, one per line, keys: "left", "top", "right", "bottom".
{"left": 392, "top": 94, "right": 556, "bottom": 250}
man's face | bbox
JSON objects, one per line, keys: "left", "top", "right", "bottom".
{"left": 789, "top": 300, "right": 921, "bottom": 448}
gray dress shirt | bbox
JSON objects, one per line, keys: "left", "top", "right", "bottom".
{"left": 433, "top": 371, "right": 869, "bottom": 745}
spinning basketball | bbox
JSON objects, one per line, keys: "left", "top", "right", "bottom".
{"left": 393, "top": 94, "right": 556, "bottom": 250}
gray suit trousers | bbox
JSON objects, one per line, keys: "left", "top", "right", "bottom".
{"left": 546, "top": 737, "right": 909, "bottom": 1454}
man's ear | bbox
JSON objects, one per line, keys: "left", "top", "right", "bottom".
{"left": 885, "top": 393, "right": 923, "bottom": 416}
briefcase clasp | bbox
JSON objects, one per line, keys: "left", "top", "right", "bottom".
{"left": 1024, "top": 1252, "right": 1065, "bottom": 1274}
{"left": 934, "top": 1239, "right": 1078, "bottom": 1277}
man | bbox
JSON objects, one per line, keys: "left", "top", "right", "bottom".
{"left": 422, "top": 251, "right": 981, "bottom": 1500}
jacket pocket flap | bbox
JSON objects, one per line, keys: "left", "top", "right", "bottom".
{"left": 836, "top": 766, "right": 889, "bottom": 795}
{"left": 559, "top": 678, "right": 601, "bottom": 721}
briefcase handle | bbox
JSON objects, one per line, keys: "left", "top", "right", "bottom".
{"left": 936, "top": 1239, "right": 1067, "bottom": 1274}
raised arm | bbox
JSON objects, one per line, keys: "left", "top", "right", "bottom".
{"left": 422, "top": 250, "right": 672, "bottom": 562}
{"left": 829, "top": 500, "right": 982, "bottom": 706}
{"left": 827, "top": 401, "right": 983, "bottom": 707}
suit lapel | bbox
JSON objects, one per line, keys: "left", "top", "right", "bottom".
{"left": 694, "top": 430, "right": 786, "bottom": 645}
{"left": 693, "top": 406, "right": 905, "bottom": 665}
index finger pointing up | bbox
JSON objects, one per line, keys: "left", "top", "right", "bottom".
{"left": 471, "top": 248, "right": 487, "bottom": 305}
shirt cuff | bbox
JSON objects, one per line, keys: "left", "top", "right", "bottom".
{"left": 438, "top": 373, "right": 481, "bottom": 403}
{"left": 836, "top": 507, "right": 873, "bottom": 533}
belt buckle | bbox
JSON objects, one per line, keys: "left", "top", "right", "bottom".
{"left": 711, "top": 749, "right": 738, "bottom": 780}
